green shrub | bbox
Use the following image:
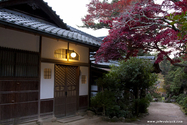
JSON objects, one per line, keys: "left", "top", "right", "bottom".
{"left": 183, "top": 96, "right": 187, "bottom": 108}
{"left": 171, "top": 95, "right": 178, "bottom": 100}
{"left": 133, "top": 97, "right": 150, "bottom": 114}
{"left": 176, "top": 94, "right": 186, "bottom": 105}
{"left": 174, "top": 94, "right": 187, "bottom": 114}
{"left": 90, "top": 90, "right": 134, "bottom": 118}
{"left": 90, "top": 90, "right": 116, "bottom": 115}
{"left": 106, "top": 105, "right": 123, "bottom": 118}
{"left": 184, "top": 97, "right": 187, "bottom": 115}
{"left": 139, "top": 97, "right": 150, "bottom": 113}
{"left": 90, "top": 57, "right": 157, "bottom": 118}
{"left": 146, "top": 93, "right": 153, "bottom": 102}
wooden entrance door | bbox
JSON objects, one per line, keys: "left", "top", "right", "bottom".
{"left": 54, "top": 65, "right": 79, "bottom": 117}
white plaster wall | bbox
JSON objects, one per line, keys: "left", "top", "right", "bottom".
{"left": 0, "top": 27, "right": 39, "bottom": 52}
{"left": 69, "top": 43, "right": 89, "bottom": 63}
{"left": 79, "top": 66, "right": 89, "bottom": 96}
{"left": 41, "top": 37, "right": 67, "bottom": 61}
{"left": 41, "top": 37, "right": 89, "bottom": 63}
{"left": 40, "top": 63, "right": 54, "bottom": 99}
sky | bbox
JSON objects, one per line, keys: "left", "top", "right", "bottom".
{"left": 43, "top": 0, "right": 109, "bottom": 37}
{"left": 43, "top": 0, "right": 164, "bottom": 37}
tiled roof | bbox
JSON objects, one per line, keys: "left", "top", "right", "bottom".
{"left": 68, "top": 25, "right": 103, "bottom": 42}
{"left": 0, "top": 9, "right": 102, "bottom": 47}
{"left": 90, "top": 54, "right": 156, "bottom": 68}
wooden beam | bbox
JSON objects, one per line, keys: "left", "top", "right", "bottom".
{"left": 41, "top": 58, "right": 90, "bottom": 67}
{"left": 0, "top": 0, "right": 32, "bottom": 7}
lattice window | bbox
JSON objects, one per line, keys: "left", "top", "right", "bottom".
{"left": 44, "top": 68, "right": 52, "bottom": 79}
{"left": 81, "top": 75, "right": 87, "bottom": 84}
{"left": 54, "top": 49, "right": 66, "bottom": 59}
{"left": 54, "top": 49, "right": 79, "bottom": 60}
{"left": 0, "top": 47, "right": 39, "bottom": 77}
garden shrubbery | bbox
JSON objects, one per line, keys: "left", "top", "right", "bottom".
{"left": 172, "top": 94, "right": 187, "bottom": 115}
{"left": 89, "top": 57, "right": 157, "bottom": 119}
{"left": 163, "top": 61, "right": 187, "bottom": 115}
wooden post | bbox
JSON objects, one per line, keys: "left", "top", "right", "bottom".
{"left": 67, "top": 42, "right": 70, "bottom": 62}
{"left": 37, "top": 35, "right": 42, "bottom": 124}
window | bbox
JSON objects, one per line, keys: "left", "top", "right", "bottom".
{"left": 54, "top": 49, "right": 79, "bottom": 60}
{"left": 54, "top": 49, "right": 66, "bottom": 59}
{"left": 0, "top": 47, "right": 39, "bottom": 77}
{"left": 81, "top": 75, "right": 87, "bottom": 84}
{"left": 44, "top": 68, "right": 51, "bottom": 79}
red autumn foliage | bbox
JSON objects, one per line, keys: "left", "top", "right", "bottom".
{"left": 94, "top": 0, "right": 187, "bottom": 64}
{"left": 82, "top": 0, "right": 138, "bottom": 29}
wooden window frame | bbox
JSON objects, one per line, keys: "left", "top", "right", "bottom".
{"left": 44, "top": 68, "right": 52, "bottom": 79}
{"left": 81, "top": 75, "right": 86, "bottom": 84}
{"left": 54, "top": 49, "right": 79, "bottom": 60}
{"left": 0, "top": 47, "right": 39, "bottom": 78}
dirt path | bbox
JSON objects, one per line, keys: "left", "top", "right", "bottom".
{"left": 26, "top": 102, "right": 187, "bottom": 125}
{"left": 133, "top": 102, "right": 187, "bottom": 125}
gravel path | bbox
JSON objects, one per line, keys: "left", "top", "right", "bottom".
{"left": 26, "top": 102, "right": 187, "bottom": 125}
{"left": 133, "top": 102, "right": 187, "bottom": 125}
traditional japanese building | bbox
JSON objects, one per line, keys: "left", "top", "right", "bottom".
{"left": 0, "top": 0, "right": 102, "bottom": 124}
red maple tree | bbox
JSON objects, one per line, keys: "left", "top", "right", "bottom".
{"left": 94, "top": 0, "right": 187, "bottom": 64}
{"left": 82, "top": 0, "right": 138, "bottom": 29}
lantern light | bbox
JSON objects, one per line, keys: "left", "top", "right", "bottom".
{"left": 70, "top": 52, "right": 76, "bottom": 58}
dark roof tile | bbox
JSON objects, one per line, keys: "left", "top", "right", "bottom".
{"left": 0, "top": 9, "right": 102, "bottom": 47}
